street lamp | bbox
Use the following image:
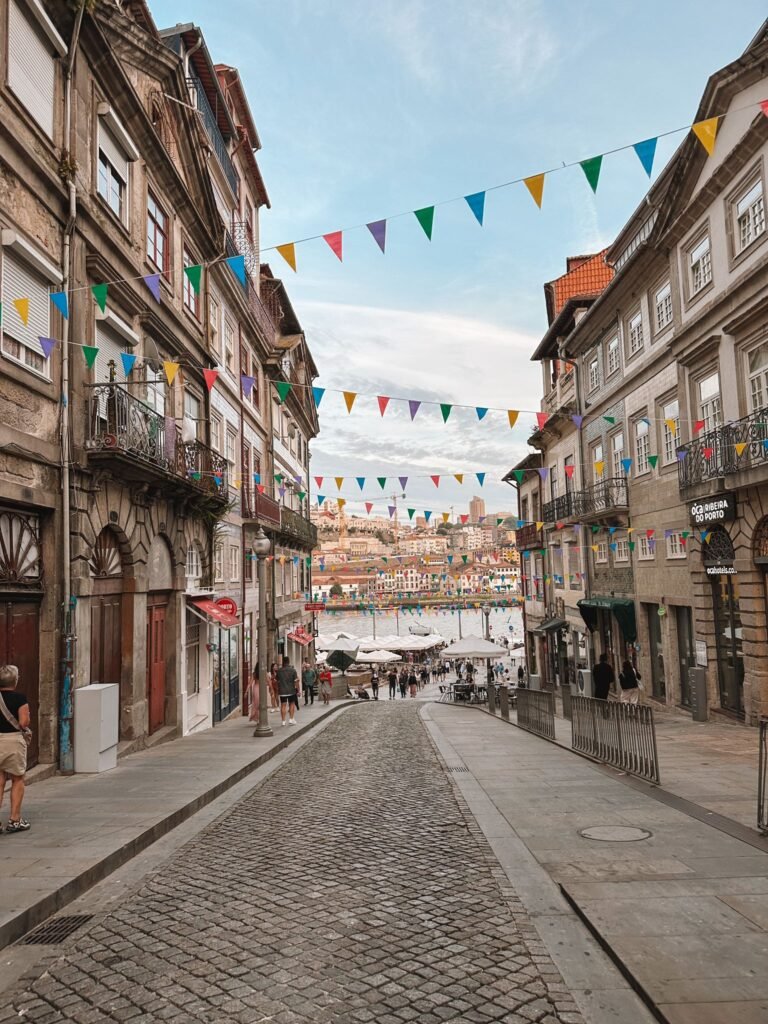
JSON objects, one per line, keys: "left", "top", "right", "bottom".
{"left": 482, "top": 606, "right": 492, "bottom": 688}
{"left": 252, "top": 527, "right": 273, "bottom": 738}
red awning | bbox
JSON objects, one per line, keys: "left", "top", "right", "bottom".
{"left": 189, "top": 598, "right": 241, "bottom": 629}
{"left": 287, "top": 627, "right": 313, "bottom": 647}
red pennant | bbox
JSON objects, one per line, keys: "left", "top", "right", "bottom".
{"left": 377, "top": 396, "right": 390, "bottom": 416}
{"left": 556, "top": 522, "right": 563, "bottom": 530}
{"left": 761, "top": 100, "right": 768, "bottom": 118}
{"left": 459, "top": 514, "right": 469, "bottom": 524}
{"left": 694, "top": 420, "right": 705, "bottom": 434}
{"left": 365, "top": 502, "right": 373, "bottom": 514}
{"left": 564, "top": 464, "right": 575, "bottom": 479}
{"left": 257, "top": 484, "right": 265, "bottom": 494}
{"left": 703, "top": 447, "right": 714, "bottom": 459}
{"left": 323, "top": 231, "right": 343, "bottom": 261}
{"left": 646, "top": 529, "right": 654, "bottom": 538}
{"left": 536, "top": 412, "right": 549, "bottom": 430}
{"left": 203, "top": 369, "right": 219, "bottom": 392}
{"left": 314, "top": 476, "right": 323, "bottom": 488}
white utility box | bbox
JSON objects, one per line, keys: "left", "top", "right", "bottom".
{"left": 74, "top": 683, "right": 119, "bottom": 773}
{"left": 528, "top": 674, "right": 542, "bottom": 691}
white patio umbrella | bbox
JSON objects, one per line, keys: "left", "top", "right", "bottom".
{"left": 327, "top": 636, "right": 361, "bottom": 654}
{"left": 439, "top": 636, "right": 508, "bottom": 659}
{"left": 354, "top": 649, "right": 402, "bottom": 664}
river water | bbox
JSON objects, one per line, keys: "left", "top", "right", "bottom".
{"left": 321, "top": 606, "right": 524, "bottom": 643}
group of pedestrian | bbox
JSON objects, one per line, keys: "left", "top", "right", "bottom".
{"left": 593, "top": 652, "right": 641, "bottom": 703}
{"left": 386, "top": 665, "right": 421, "bottom": 699}
{"left": 249, "top": 656, "right": 333, "bottom": 726}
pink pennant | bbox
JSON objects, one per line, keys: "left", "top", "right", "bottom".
{"left": 377, "top": 396, "right": 390, "bottom": 416}
{"left": 323, "top": 231, "right": 343, "bottom": 261}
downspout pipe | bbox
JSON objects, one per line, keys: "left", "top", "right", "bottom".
{"left": 59, "top": 1, "right": 86, "bottom": 775}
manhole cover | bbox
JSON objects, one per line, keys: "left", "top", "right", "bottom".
{"left": 20, "top": 915, "right": 93, "bottom": 945}
{"left": 579, "top": 826, "right": 652, "bottom": 842}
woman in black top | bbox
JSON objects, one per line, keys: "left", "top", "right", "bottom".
{"left": 0, "top": 664, "right": 31, "bottom": 832}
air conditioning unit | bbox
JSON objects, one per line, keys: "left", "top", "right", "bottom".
{"left": 528, "top": 674, "right": 541, "bottom": 691}
{"left": 577, "top": 668, "right": 593, "bottom": 697}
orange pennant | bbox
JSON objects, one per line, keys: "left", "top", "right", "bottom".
{"left": 454, "top": 474, "right": 464, "bottom": 484}
{"left": 335, "top": 477, "right": 344, "bottom": 490}
{"left": 343, "top": 391, "right": 357, "bottom": 413}
{"left": 276, "top": 243, "right": 297, "bottom": 272}
{"left": 523, "top": 174, "right": 545, "bottom": 208}
{"left": 507, "top": 410, "right": 519, "bottom": 428}
{"left": 12, "top": 298, "right": 29, "bottom": 326}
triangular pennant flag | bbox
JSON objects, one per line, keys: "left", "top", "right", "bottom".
{"left": 460, "top": 514, "right": 469, "bottom": 524}
{"left": 447, "top": 555, "right": 454, "bottom": 564}
{"left": 91, "top": 283, "right": 109, "bottom": 312}
{"left": 365, "top": 502, "right": 373, "bottom": 514}
{"left": 366, "top": 219, "right": 387, "bottom": 253}
{"left": 703, "top": 446, "right": 714, "bottom": 460}
{"left": 203, "top": 369, "right": 219, "bottom": 392}
{"left": 225, "top": 255, "right": 246, "bottom": 286}
{"left": 377, "top": 395, "right": 390, "bottom": 416}
{"left": 523, "top": 173, "right": 545, "bottom": 208}
{"left": 314, "top": 476, "right": 323, "bottom": 488}
{"left": 762, "top": 100, "right": 768, "bottom": 118}
{"left": 430, "top": 475, "right": 440, "bottom": 487}
{"left": 440, "top": 403, "right": 452, "bottom": 423}
{"left": 407, "top": 509, "right": 415, "bottom": 520}
{"left": 648, "top": 455, "right": 659, "bottom": 469}
{"left": 464, "top": 191, "right": 485, "bottom": 225}
{"left": 572, "top": 414, "right": 584, "bottom": 428}
{"left": 377, "top": 477, "right": 387, "bottom": 490}
{"left": 276, "top": 243, "right": 297, "bottom": 272}
{"left": 312, "top": 386, "right": 325, "bottom": 407}
{"left": 13, "top": 298, "right": 29, "bottom": 326}
{"left": 603, "top": 415, "right": 616, "bottom": 425}
{"left": 692, "top": 117, "right": 719, "bottom": 157}
{"left": 476, "top": 473, "right": 485, "bottom": 486}
{"left": 536, "top": 412, "right": 548, "bottom": 430}
{"left": 120, "top": 352, "right": 136, "bottom": 376}
{"left": 592, "top": 526, "right": 601, "bottom": 534}
{"left": 621, "top": 458, "right": 633, "bottom": 474}
{"left": 694, "top": 420, "right": 705, "bottom": 434}
{"left": 50, "top": 292, "right": 68, "bottom": 319}
{"left": 424, "top": 511, "right": 432, "bottom": 522}
{"left": 337, "top": 498, "right": 346, "bottom": 509}
{"left": 83, "top": 345, "right": 99, "bottom": 369}
{"left": 538, "top": 467, "right": 549, "bottom": 480}
{"left": 414, "top": 206, "right": 435, "bottom": 240}
{"left": 241, "top": 374, "right": 255, "bottom": 398}
{"left": 388, "top": 506, "right": 396, "bottom": 518}
{"left": 161, "top": 360, "right": 178, "bottom": 386}
{"left": 356, "top": 477, "right": 366, "bottom": 491}
{"left": 735, "top": 442, "right": 747, "bottom": 457}
{"left": 609, "top": 526, "right": 617, "bottom": 535}
{"left": 409, "top": 400, "right": 421, "bottom": 420}
{"left": 646, "top": 529, "right": 655, "bottom": 538}
{"left": 335, "top": 477, "right": 344, "bottom": 491}
{"left": 580, "top": 155, "right": 603, "bottom": 193}
{"left": 317, "top": 494, "right": 326, "bottom": 505}
{"left": 454, "top": 473, "right": 464, "bottom": 484}
{"left": 677, "top": 450, "right": 687, "bottom": 461}
{"left": 665, "top": 418, "right": 677, "bottom": 436}
{"left": 475, "top": 407, "right": 488, "bottom": 421}
{"left": 442, "top": 513, "right": 450, "bottom": 523}
{"left": 323, "top": 231, "right": 343, "bottom": 261}
{"left": 508, "top": 410, "right": 519, "bottom": 429}
{"left": 633, "top": 137, "right": 658, "bottom": 177}
{"left": 39, "top": 337, "right": 57, "bottom": 360}
{"left": 257, "top": 484, "right": 266, "bottom": 494}
{"left": 274, "top": 473, "right": 284, "bottom": 484}
{"left": 594, "top": 461, "right": 605, "bottom": 477}
{"left": 275, "top": 381, "right": 292, "bottom": 404}
{"left": 143, "top": 273, "right": 162, "bottom": 303}
{"left": 253, "top": 473, "right": 261, "bottom": 484}
{"left": 343, "top": 391, "right": 357, "bottom": 413}
{"left": 628, "top": 541, "right": 636, "bottom": 552}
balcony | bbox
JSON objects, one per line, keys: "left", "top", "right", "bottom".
{"left": 242, "top": 487, "right": 281, "bottom": 526}
{"left": 542, "top": 492, "right": 575, "bottom": 524}
{"left": 85, "top": 384, "right": 227, "bottom": 502}
{"left": 542, "top": 369, "right": 576, "bottom": 417}
{"left": 186, "top": 75, "right": 238, "bottom": 195}
{"left": 516, "top": 523, "right": 543, "bottom": 550}
{"left": 280, "top": 506, "right": 318, "bottom": 550}
{"left": 678, "top": 408, "right": 768, "bottom": 495}
{"left": 571, "top": 477, "right": 628, "bottom": 520}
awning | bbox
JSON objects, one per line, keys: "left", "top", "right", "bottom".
{"left": 577, "top": 597, "right": 636, "bottom": 644}
{"left": 287, "top": 627, "right": 313, "bottom": 647}
{"left": 188, "top": 598, "right": 241, "bottom": 629}
{"left": 540, "top": 617, "right": 567, "bottom": 632}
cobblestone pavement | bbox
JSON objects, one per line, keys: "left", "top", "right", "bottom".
{"left": 1, "top": 706, "right": 583, "bottom": 1024}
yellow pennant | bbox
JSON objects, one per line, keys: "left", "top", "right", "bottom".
{"left": 279, "top": 555, "right": 286, "bottom": 565}
{"left": 703, "top": 531, "right": 712, "bottom": 544}
{"left": 627, "top": 527, "right": 634, "bottom": 534}
{"left": 536, "top": 521, "right": 544, "bottom": 530}
{"left": 735, "top": 441, "right": 747, "bottom": 457}
{"left": 507, "top": 410, "right": 519, "bottom": 429}
{"left": 665, "top": 418, "right": 677, "bottom": 436}
{"left": 163, "top": 361, "right": 179, "bottom": 386}
{"left": 591, "top": 544, "right": 599, "bottom": 553}
{"left": 523, "top": 173, "right": 545, "bottom": 209}
{"left": 13, "top": 297, "right": 29, "bottom": 326}
{"left": 454, "top": 473, "right": 464, "bottom": 484}
{"left": 594, "top": 460, "right": 605, "bottom": 477}
{"left": 692, "top": 117, "right": 719, "bottom": 156}
{"left": 337, "top": 498, "right": 346, "bottom": 509}
{"left": 343, "top": 391, "right": 357, "bottom": 413}
{"left": 442, "top": 512, "right": 450, "bottom": 523}
{"left": 335, "top": 476, "right": 344, "bottom": 490}
{"left": 276, "top": 242, "right": 297, "bottom": 272}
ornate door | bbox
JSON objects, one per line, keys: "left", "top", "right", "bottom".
{"left": 146, "top": 600, "right": 167, "bottom": 734}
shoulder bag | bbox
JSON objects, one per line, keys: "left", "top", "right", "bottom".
{"left": 0, "top": 692, "right": 32, "bottom": 746}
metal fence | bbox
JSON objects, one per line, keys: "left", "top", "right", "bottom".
{"left": 571, "top": 696, "right": 660, "bottom": 784}
{"left": 560, "top": 686, "right": 573, "bottom": 721}
{"left": 516, "top": 689, "right": 556, "bottom": 741}
{"left": 759, "top": 719, "right": 768, "bottom": 834}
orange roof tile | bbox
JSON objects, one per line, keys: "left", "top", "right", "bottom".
{"left": 548, "top": 249, "right": 613, "bottom": 320}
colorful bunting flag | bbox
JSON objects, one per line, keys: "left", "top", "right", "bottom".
{"left": 580, "top": 155, "right": 603, "bottom": 193}
{"left": 312, "top": 386, "right": 325, "bottom": 407}
{"left": 92, "top": 283, "right": 109, "bottom": 312}
{"left": 692, "top": 117, "right": 719, "bottom": 156}
{"left": 538, "top": 467, "right": 549, "bottom": 480}
{"left": 633, "top": 137, "right": 658, "bottom": 177}
{"left": 464, "top": 191, "right": 485, "bottom": 225}
{"left": 13, "top": 298, "right": 29, "bottom": 326}
{"left": 694, "top": 420, "right": 705, "bottom": 434}
{"left": 564, "top": 463, "right": 576, "bottom": 480}
{"left": 143, "top": 273, "right": 161, "bottom": 302}
{"left": 275, "top": 381, "right": 292, "bottom": 404}
{"left": 475, "top": 407, "right": 488, "bottom": 421}
{"left": 440, "top": 403, "right": 452, "bottom": 423}
{"left": 338, "top": 498, "right": 346, "bottom": 509}
{"left": 572, "top": 414, "right": 584, "bottom": 429}
{"left": 648, "top": 455, "right": 659, "bottom": 469}
{"left": 203, "top": 369, "right": 219, "bottom": 392}
{"left": 343, "top": 391, "right": 357, "bottom": 413}
{"left": 508, "top": 410, "right": 519, "bottom": 429}
{"left": 603, "top": 415, "right": 616, "bottom": 425}
{"left": 735, "top": 442, "right": 747, "bottom": 457}
{"left": 665, "top": 418, "right": 677, "bottom": 436}
{"left": 536, "top": 412, "right": 548, "bottom": 430}
{"left": 163, "top": 361, "right": 179, "bottom": 386}
{"left": 40, "top": 337, "right": 56, "bottom": 360}
{"left": 397, "top": 476, "right": 408, "bottom": 490}
{"left": 454, "top": 474, "right": 464, "bottom": 484}
{"left": 442, "top": 512, "right": 450, "bottom": 523}
{"left": 459, "top": 515, "right": 469, "bottom": 524}
{"left": 356, "top": 477, "right": 366, "bottom": 491}
{"left": 388, "top": 506, "right": 396, "bottom": 518}
{"left": 317, "top": 494, "right": 326, "bottom": 505}
{"left": 120, "top": 352, "right": 136, "bottom": 376}
{"left": 409, "top": 400, "right": 421, "bottom": 420}
{"left": 241, "top": 375, "right": 255, "bottom": 398}
{"left": 83, "top": 345, "right": 99, "bottom": 369}
{"left": 323, "top": 231, "right": 343, "bottom": 261}
{"left": 377, "top": 477, "right": 387, "bottom": 490}
{"left": 365, "top": 502, "right": 373, "bottom": 514}
{"left": 430, "top": 475, "right": 440, "bottom": 487}
{"left": 225, "top": 255, "right": 246, "bottom": 286}
{"left": 407, "top": 508, "right": 415, "bottom": 520}
{"left": 424, "top": 511, "right": 432, "bottom": 522}
{"left": 414, "top": 206, "right": 435, "bottom": 240}
{"left": 703, "top": 447, "right": 714, "bottom": 459}
{"left": 50, "top": 292, "right": 68, "bottom": 319}
{"left": 367, "top": 219, "right": 387, "bottom": 253}
{"left": 476, "top": 473, "right": 485, "bottom": 486}
{"left": 677, "top": 450, "right": 687, "bottom": 461}
{"left": 523, "top": 173, "right": 545, "bottom": 208}
{"left": 335, "top": 477, "right": 344, "bottom": 491}
{"left": 621, "top": 457, "right": 633, "bottom": 474}
{"left": 377, "top": 395, "right": 390, "bottom": 416}
{"left": 594, "top": 461, "right": 605, "bottom": 477}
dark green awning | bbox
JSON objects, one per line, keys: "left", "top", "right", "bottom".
{"left": 577, "top": 597, "right": 637, "bottom": 644}
{"left": 540, "top": 617, "right": 567, "bottom": 632}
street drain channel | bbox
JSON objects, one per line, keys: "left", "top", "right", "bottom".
{"left": 579, "top": 825, "right": 652, "bottom": 842}
{"left": 446, "top": 765, "right": 469, "bottom": 773}
{"left": 20, "top": 915, "right": 94, "bottom": 945}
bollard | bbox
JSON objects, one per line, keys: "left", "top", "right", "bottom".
{"left": 499, "top": 686, "right": 509, "bottom": 721}
{"left": 488, "top": 682, "right": 497, "bottom": 715}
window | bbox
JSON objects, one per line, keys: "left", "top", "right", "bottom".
{"left": 628, "top": 311, "right": 644, "bottom": 356}
{"left": 229, "top": 544, "right": 240, "bottom": 583}
{"left": 689, "top": 236, "right": 712, "bottom": 294}
{"left": 736, "top": 180, "right": 764, "bottom": 252}
{"left": 662, "top": 398, "right": 680, "bottom": 463}
{"left": 250, "top": 362, "right": 260, "bottom": 411}
{"left": 550, "top": 464, "right": 558, "bottom": 501}
{"left": 239, "top": 342, "right": 248, "bottom": 381}
{"left": 655, "top": 282, "right": 673, "bottom": 331}
{"left": 8, "top": 0, "right": 62, "bottom": 138}
{"left": 210, "top": 412, "right": 222, "bottom": 453}
{"left": 214, "top": 543, "right": 224, "bottom": 582}
{"left": 611, "top": 432, "right": 625, "bottom": 478}
{"left": 748, "top": 343, "right": 768, "bottom": 412}
{"left": 183, "top": 248, "right": 200, "bottom": 318}
{"left": 184, "top": 391, "right": 201, "bottom": 441}
{"left": 588, "top": 355, "right": 599, "bottom": 392}
{"left": 567, "top": 542, "right": 581, "bottom": 590}
{"left": 0, "top": 249, "right": 52, "bottom": 378}
{"left": 225, "top": 430, "right": 237, "bottom": 478}
{"left": 666, "top": 530, "right": 686, "bottom": 560}
{"left": 185, "top": 613, "right": 200, "bottom": 696}
{"left": 552, "top": 545, "right": 564, "bottom": 590}
{"left": 224, "top": 318, "right": 235, "bottom": 374}
{"left": 606, "top": 335, "right": 620, "bottom": 377}
{"left": 209, "top": 292, "right": 220, "bottom": 357}
{"left": 595, "top": 542, "right": 608, "bottom": 565}
{"left": 186, "top": 543, "right": 202, "bottom": 587}
{"left": 564, "top": 455, "right": 574, "bottom": 493}
{"left": 98, "top": 121, "right": 130, "bottom": 222}
{"left": 591, "top": 442, "right": 603, "bottom": 484}
{"left": 635, "top": 419, "right": 650, "bottom": 474}
{"left": 699, "top": 372, "right": 722, "bottom": 432}
{"left": 638, "top": 535, "right": 655, "bottom": 561}
{"left": 146, "top": 192, "right": 169, "bottom": 272}
{"left": 615, "top": 538, "right": 629, "bottom": 562}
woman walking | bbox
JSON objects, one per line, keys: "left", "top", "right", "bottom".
{"left": 319, "top": 666, "right": 333, "bottom": 705}
{"left": 268, "top": 662, "right": 280, "bottom": 713}
{"left": 0, "top": 665, "right": 31, "bottom": 833}
{"left": 408, "top": 667, "right": 418, "bottom": 699}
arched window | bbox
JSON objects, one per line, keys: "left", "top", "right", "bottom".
{"left": 89, "top": 528, "right": 122, "bottom": 578}
{"left": 0, "top": 508, "right": 41, "bottom": 585}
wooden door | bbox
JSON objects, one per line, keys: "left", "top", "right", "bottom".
{"left": 146, "top": 601, "right": 167, "bottom": 734}
{"left": 90, "top": 583, "right": 122, "bottom": 688}
{"left": 0, "top": 601, "right": 40, "bottom": 767}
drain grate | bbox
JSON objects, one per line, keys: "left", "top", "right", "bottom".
{"left": 20, "top": 915, "right": 93, "bottom": 945}
{"left": 446, "top": 765, "right": 469, "bottom": 773}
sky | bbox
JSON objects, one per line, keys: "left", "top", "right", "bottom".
{"left": 152, "top": 0, "right": 767, "bottom": 520}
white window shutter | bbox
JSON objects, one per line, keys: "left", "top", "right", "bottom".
{"left": 95, "top": 322, "right": 127, "bottom": 382}
{"left": 98, "top": 120, "right": 129, "bottom": 183}
{"left": 1, "top": 250, "right": 49, "bottom": 357}
{"left": 8, "top": 0, "right": 55, "bottom": 138}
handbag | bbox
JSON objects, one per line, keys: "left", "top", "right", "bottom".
{"left": 0, "top": 692, "right": 32, "bottom": 746}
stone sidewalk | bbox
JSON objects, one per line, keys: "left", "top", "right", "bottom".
{"left": 425, "top": 701, "right": 768, "bottom": 1024}
{"left": 0, "top": 700, "right": 345, "bottom": 952}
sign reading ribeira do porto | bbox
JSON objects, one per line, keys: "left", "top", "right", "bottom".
{"left": 688, "top": 494, "right": 736, "bottom": 526}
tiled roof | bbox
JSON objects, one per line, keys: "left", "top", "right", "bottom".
{"left": 547, "top": 249, "right": 613, "bottom": 320}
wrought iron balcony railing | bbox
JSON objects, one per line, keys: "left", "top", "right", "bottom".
{"left": 542, "top": 370, "right": 576, "bottom": 416}
{"left": 677, "top": 408, "right": 768, "bottom": 492}
{"left": 280, "top": 506, "right": 318, "bottom": 549}
{"left": 242, "top": 487, "right": 281, "bottom": 526}
{"left": 542, "top": 492, "right": 575, "bottom": 523}
{"left": 516, "top": 523, "right": 543, "bottom": 550}
{"left": 186, "top": 75, "right": 238, "bottom": 195}
{"left": 571, "top": 476, "right": 628, "bottom": 519}
{"left": 176, "top": 439, "right": 228, "bottom": 498}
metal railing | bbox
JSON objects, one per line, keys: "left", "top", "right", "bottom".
{"left": 516, "top": 689, "right": 556, "bottom": 741}
{"left": 543, "top": 492, "right": 575, "bottom": 523}
{"left": 571, "top": 695, "right": 660, "bottom": 784}
{"left": 86, "top": 384, "right": 173, "bottom": 470}
{"left": 759, "top": 719, "right": 768, "bottom": 834}
{"left": 186, "top": 75, "right": 238, "bottom": 195}
{"left": 175, "top": 439, "right": 228, "bottom": 498}
{"left": 280, "top": 506, "right": 318, "bottom": 549}
{"left": 242, "top": 488, "right": 281, "bottom": 525}
{"left": 516, "top": 523, "right": 542, "bottom": 550}
{"left": 678, "top": 407, "right": 768, "bottom": 493}
{"left": 571, "top": 476, "right": 628, "bottom": 519}
{"left": 560, "top": 686, "right": 573, "bottom": 721}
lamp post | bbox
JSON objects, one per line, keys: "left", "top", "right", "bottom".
{"left": 482, "top": 605, "right": 492, "bottom": 689}
{"left": 253, "top": 527, "right": 273, "bottom": 738}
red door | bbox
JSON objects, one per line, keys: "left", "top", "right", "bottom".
{"left": 0, "top": 601, "right": 40, "bottom": 767}
{"left": 146, "top": 601, "right": 167, "bottom": 734}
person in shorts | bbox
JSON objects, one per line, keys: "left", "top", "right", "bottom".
{"left": 370, "top": 669, "right": 380, "bottom": 700}
{"left": 276, "top": 656, "right": 299, "bottom": 726}
{"left": 0, "top": 665, "right": 31, "bottom": 833}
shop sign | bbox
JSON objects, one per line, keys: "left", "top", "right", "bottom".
{"left": 695, "top": 640, "right": 708, "bottom": 667}
{"left": 305, "top": 602, "right": 326, "bottom": 611}
{"left": 215, "top": 597, "right": 238, "bottom": 616}
{"left": 688, "top": 494, "right": 735, "bottom": 526}
{"left": 705, "top": 564, "right": 737, "bottom": 577}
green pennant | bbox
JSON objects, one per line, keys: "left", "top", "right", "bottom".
{"left": 407, "top": 508, "right": 415, "bottom": 520}
{"left": 382, "top": 557, "right": 388, "bottom": 563}
{"left": 377, "top": 477, "right": 387, "bottom": 490}
{"left": 82, "top": 345, "right": 99, "bottom": 368}
{"left": 414, "top": 206, "right": 435, "bottom": 240}
{"left": 580, "top": 155, "right": 603, "bottom": 193}
{"left": 603, "top": 415, "right": 615, "bottom": 425}
{"left": 274, "top": 473, "right": 284, "bottom": 483}
{"left": 184, "top": 263, "right": 202, "bottom": 295}
{"left": 648, "top": 454, "right": 659, "bottom": 469}
{"left": 305, "top": 557, "right": 311, "bottom": 567}
{"left": 298, "top": 491, "right": 306, "bottom": 500}
{"left": 462, "top": 555, "right": 468, "bottom": 563}
{"left": 513, "top": 470, "right": 525, "bottom": 484}
{"left": 681, "top": 531, "right": 690, "bottom": 540}
{"left": 440, "top": 403, "right": 452, "bottom": 423}
{"left": 591, "top": 525, "right": 601, "bottom": 534}
{"left": 497, "top": 518, "right": 503, "bottom": 526}
{"left": 91, "top": 283, "right": 108, "bottom": 313}
{"left": 275, "top": 381, "right": 292, "bottom": 404}
{"left": 628, "top": 541, "right": 636, "bottom": 551}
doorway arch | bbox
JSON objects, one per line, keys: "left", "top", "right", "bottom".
{"left": 89, "top": 527, "right": 126, "bottom": 701}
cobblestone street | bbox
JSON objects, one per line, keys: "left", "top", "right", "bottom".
{"left": 1, "top": 705, "right": 583, "bottom": 1024}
